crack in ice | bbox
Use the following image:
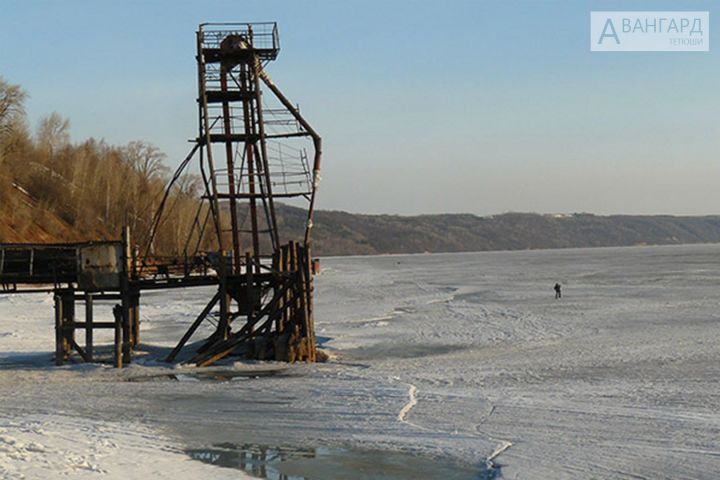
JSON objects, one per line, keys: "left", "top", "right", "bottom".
{"left": 485, "top": 440, "right": 512, "bottom": 468}
{"left": 397, "top": 383, "right": 418, "bottom": 424}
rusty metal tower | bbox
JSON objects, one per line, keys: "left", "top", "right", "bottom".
{"left": 161, "top": 22, "right": 323, "bottom": 365}
{"left": 197, "top": 22, "right": 321, "bottom": 265}
{"left": 0, "top": 22, "right": 323, "bottom": 369}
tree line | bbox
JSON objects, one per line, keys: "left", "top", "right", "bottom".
{"left": 0, "top": 76, "right": 211, "bottom": 257}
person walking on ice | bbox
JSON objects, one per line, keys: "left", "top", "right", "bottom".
{"left": 554, "top": 283, "right": 562, "bottom": 299}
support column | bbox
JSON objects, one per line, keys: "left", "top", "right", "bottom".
{"left": 85, "top": 293, "right": 93, "bottom": 362}
{"left": 120, "top": 226, "right": 132, "bottom": 365}
{"left": 130, "top": 290, "right": 140, "bottom": 347}
{"left": 218, "top": 278, "right": 230, "bottom": 341}
{"left": 54, "top": 293, "right": 64, "bottom": 366}
{"left": 113, "top": 304, "right": 123, "bottom": 368}
{"left": 246, "top": 251, "right": 255, "bottom": 331}
{"left": 121, "top": 293, "right": 131, "bottom": 365}
{"left": 61, "top": 290, "right": 75, "bottom": 358}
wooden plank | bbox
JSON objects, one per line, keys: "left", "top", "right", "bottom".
{"left": 69, "top": 338, "right": 89, "bottom": 362}
{"left": 288, "top": 242, "right": 296, "bottom": 336}
{"left": 301, "top": 245, "right": 317, "bottom": 362}
{"left": 165, "top": 292, "right": 220, "bottom": 363}
{"left": 295, "top": 245, "right": 311, "bottom": 361}
{"left": 197, "top": 296, "right": 298, "bottom": 367}
{"left": 190, "top": 280, "right": 294, "bottom": 365}
{"left": 62, "top": 322, "right": 116, "bottom": 329}
{"left": 280, "top": 245, "right": 288, "bottom": 332}
{"left": 272, "top": 249, "right": 282, "bottom": 334}
{"left": 73, "top": 293, "right": 123, "bottom": 301}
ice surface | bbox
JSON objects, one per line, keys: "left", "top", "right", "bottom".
{"left": 2, "top": 244, "right": 720, "bottom": 478}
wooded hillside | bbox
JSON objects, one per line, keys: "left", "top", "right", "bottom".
{"left": 0, "top": 77, "right": 206, "bottom": 253}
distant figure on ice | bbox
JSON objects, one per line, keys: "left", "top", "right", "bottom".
{"left": 553, "top": 283, "right": 562, "bottom": 299}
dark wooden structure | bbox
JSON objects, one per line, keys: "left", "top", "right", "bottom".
{"left": 0, "top": 22, "right": 322, "bottom": 368}
{"left": 1, "top": 228, "right": 139, "bottom": 367}
{"left": 151, "top": 23, "right": 322, "bottom": 366}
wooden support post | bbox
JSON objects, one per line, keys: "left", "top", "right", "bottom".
{"left": 301, "top": 245, "right": 317, "bottom": 362}
{"left": 121, "top": 294, "right": 131, "bottom": 365}
{"left": 134, "top": 293, "right": 140, "bottom": 346}
{"left": 309, "top": 247, "right": 317, "bottom": 361}
{"left": 295, "top": 245, "right": 311, "bottom": 361}
{"left": 113, "top": 304, "right": 123, "bottom": 368}
{"left": 246, "top": 251, "right": 254, "bottom": 329}
{"left": 273, "top": 249, "right": 283, "bottom": 334}
{"left": 218, "top": 277, "right": 229, "bottom": 341}
{"left": 280, "top": 244, "right": 289, "bottom": 333}
{"left": 130, "top": 290, "right": 140, "bottom": 348}
{"left": 288, "top": 241, "right": 297, "bottom": 333}
{"left": 120, "top": 227, "right": 132, "bottom": 364}
{"left": 69, "top": 338, "right": 90, "bottom": 362}
{"left": 54, "top": 294, "right": 64, "bottom": 366}
{"left": 85, "top": 293, "right": 93, "bottom": 362}
{"left": 61, "top": 291, "right": 75, "bottom": 358}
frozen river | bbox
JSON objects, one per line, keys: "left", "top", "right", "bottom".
{"left": 1, "top": 244, "right": 720, "bottom": 479}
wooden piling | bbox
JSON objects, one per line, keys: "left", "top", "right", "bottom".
{"left": 113, "top": 304, "right": 123, "bottom": 368}
{"left": 246, "top": 251, "right": 254, "bottom": 328}
{"left": 121, "top": 294, "right": 131, "bottom": 365}
{"left": 61, "top": 290, "right": 75, "bottom": 358}
{"left": 54, "top": 294, "right": 64, "bottom": 366}
{"left": 85, "top": 293, "right": 93, "bottom": 362}
{"left": 130, "top": 290, "right": 140, "bottom": 347}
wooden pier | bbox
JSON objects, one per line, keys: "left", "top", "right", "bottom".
{"left": 0, "top": 229, "right": 317, "bottom": 367}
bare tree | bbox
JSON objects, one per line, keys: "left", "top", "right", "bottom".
{"left": 36, "top": 112, "right": 70, "bottom": 156}
{"left": 0, "top": 77, "right": 26, "bottom": 136}
{"left": 122, "top": 141, "right": 169, "bottom": 180}
{"left": 0, "top": 78, "right": 28, "bottom": 164}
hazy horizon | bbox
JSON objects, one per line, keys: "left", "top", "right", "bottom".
{"left": 2, "top": 0, "right": 718, "bottom": 217}
{"left": 290, "top": 204, "right": 720, "bottom": 218}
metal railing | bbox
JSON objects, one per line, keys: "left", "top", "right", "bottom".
{"left": 0, "top": 244, "right": 78, "bottom": 283}
{"left": 198, "top": 22, "right": 280, "bottom": 60}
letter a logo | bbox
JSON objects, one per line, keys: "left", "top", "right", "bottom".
{"left": 598, "top": 18, "right": 620, "bottom": 44}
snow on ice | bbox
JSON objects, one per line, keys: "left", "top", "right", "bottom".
{"left": 1, "top": 243, "right": 720, "bottom": 479}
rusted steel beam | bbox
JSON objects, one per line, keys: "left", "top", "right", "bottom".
{"left": 204, "top": 90, "right": 254, "bottom": 103}
{"left": 196, "top": 30, "right": 229, "bottom": 343}
{"left": 220, "top": 66, "right": 243, "bottom": 275}
{"left": 258, "top": 71, "right": 322, "bottom": 246}
{"left": 202, "top": 192, "right": 310, "bottom": 200}
{"left": 197, "top": 131, "right": 311, "bottom": 144}
{"left": 239, "top": 62, "right": 262, "bottom": 266}
{"left": 252, "top": 55, "right": 280, "bottom": 251}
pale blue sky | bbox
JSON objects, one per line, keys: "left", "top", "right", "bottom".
{"left": 1, "top": 1, "right": 718, "bottom": 215}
